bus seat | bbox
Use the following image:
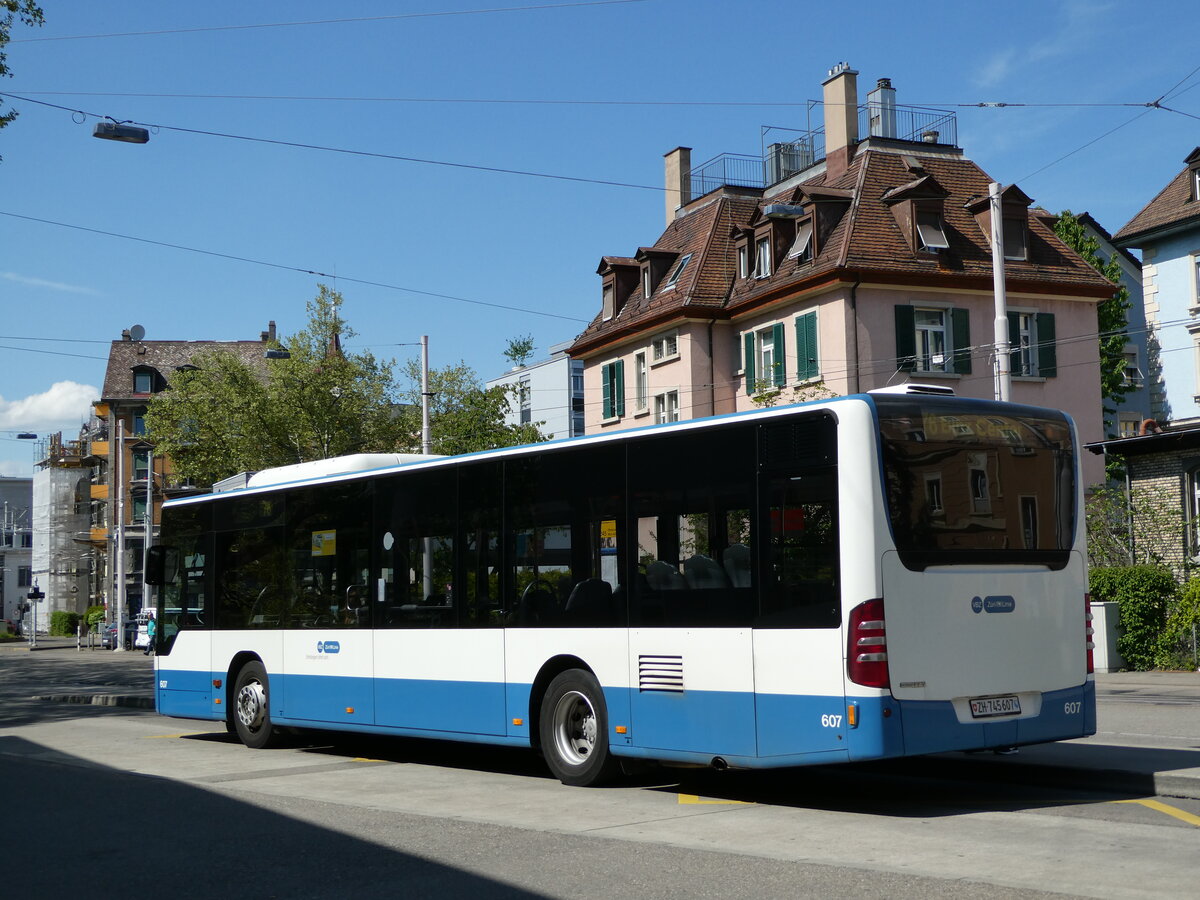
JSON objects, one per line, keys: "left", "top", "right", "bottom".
{"left": 684, "top": 555, "right": 730, "bottom": 589}
{"left": 723, "top": 544, "right": 751, "bottom": 587}
{"left": 564, "top": 578, "right": 613, "bottom": 624}
{"left": 646, "top": 560, "right": 687, "bottom": 591}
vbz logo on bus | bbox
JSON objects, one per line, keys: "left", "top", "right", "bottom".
{"left": 316, "top": 640, "right": 341, "bottom": 654}
{"left": 971, "top": 595, "right": 1016, "bottom": 614}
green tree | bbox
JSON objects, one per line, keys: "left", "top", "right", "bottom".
{"left": 146, "top": 286, "right": 408, "bottom": 486}
{"left": 1052, "top": 210, "right": 1133, "bottom": 435}
{"left": 502, "top": 334, "right": 536, "bottom": 369}
{"left": 1, "top": 2, "right": 44, "bottom": 142}
{"left": 397, "top": 358, "right": 547, "bottom": 456}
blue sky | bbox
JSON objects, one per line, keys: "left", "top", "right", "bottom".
{"left": 2, "top": 0, "right": 1198, "bottom": 475}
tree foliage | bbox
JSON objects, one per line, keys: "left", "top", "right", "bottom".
{"left": 502, "top": 334, "right": 536, "bottom": 369}
{"left": 396, "top": 358, "right": 547, "bottom": 457}
{"left": 1052, "top": 210, "right": 1133, "bottom": 434}
{"left": 146, "top": 287, "right": 408, "bottom": 486}
{"left": 1089, "top": 565, "right": 1177, "bottom": 671}
{"left": 1, "top": 2, "right": 44, "bottom": 136}
{"left": 147, "top": 285, "right": 547, "bottom": 486}
{"left": 1086, "top": 483, "right": 1187, "bottom": 570}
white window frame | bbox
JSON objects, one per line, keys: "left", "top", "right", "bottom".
{"left": 914, "top": 307, "right": 950, "bottom": 372}
{"left": 754, "top": 237, "right": 771, "bottom": 278}
{"left": 915, "top": 209, "right": 949, "bottom": 251}
{"left": 1014, "top": 312, "right": 1037, "bottom": 376}
{"left": 642, "top": 266, "right": 653, "bottom": 299}
{"left": 665, "top": 253, "right": 692, "bottom": 287}
{"left": 738, "top": 244, "right": 749, "bottom": 279}
{"left": 602, "top": 283, "right": 614, "bottom": 322}
{"left": 654, "top": 389, "right": 680, "bottom": 424}
{"left": 651, "top": 330, "right": 679, "bottom": 363}
{"left": 787, "top": 219, "right": 814, "bottom": 262}
{"left": 757, "top": 327, "right": 777, "bottom": 384}
{"left": 634, "top": 351, "right": 648, "bottom": 412}
{"left": 924, "top": 473, "right": 944, "bottom": 515}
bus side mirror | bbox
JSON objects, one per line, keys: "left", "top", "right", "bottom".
{"left": 146, "top": 545, "right": 179, "bottom": 586}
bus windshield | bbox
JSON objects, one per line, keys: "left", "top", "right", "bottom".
{"left": 875, "top": 396, "right": 1076, "bottom": 570}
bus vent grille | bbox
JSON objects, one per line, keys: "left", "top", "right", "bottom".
{"left": 639, "top": 655, "right": 684, "bottom": 692}
{"left": 760, "top": 415, "right": 835, "bottom": 470}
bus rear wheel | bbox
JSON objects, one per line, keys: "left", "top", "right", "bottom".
{"left": 539, "top": 669, "right": 619, "bottom": 787}
{"left": 233, "top": 661, "right": 278, "bottom": 749}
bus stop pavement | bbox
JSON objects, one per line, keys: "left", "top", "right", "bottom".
{"left": 7, "top": 640, "right": 1200, "bottom": 799}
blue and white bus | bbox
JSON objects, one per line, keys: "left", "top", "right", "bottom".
{"left": 150, "top": 387, "right": 1095, "bottom": 786}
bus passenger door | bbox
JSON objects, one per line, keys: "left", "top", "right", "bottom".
{"left": 753, "top": 426, "right": 848, "bottom": 759}
{"left": 279, "top": 486, "right": 375, "bottom": 726}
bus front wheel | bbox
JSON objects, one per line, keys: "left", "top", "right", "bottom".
{"left": 233, "top": 661, "right": 278, "bottom": 750}
{"left": 539, "top": 669, "right": 619, "bottom": 787}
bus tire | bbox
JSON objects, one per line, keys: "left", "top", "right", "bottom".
{"left": 233, "top": 661, "right": 277, "bottom": 750}
{"left": 539, "top": 669, "right": 619, "bottom": 787}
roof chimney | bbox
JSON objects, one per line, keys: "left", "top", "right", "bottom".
{"left": 866, "top": 77, "right": 897, "bottom": 138}
{"left": 822, "top": 62, "right": 859, "bottom": 179}
{"left": 664, "top": 146, "right": 692, "bottom": 227}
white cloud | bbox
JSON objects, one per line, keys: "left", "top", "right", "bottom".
{"left": 1, "top": 271, "right": 102, "bottom": 296}
{"left": 0, "top": 381, "right": 99, "bottom": 432}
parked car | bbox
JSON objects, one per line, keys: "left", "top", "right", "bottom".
{"left": 100, "top": 620, "right": 138, "bottom": 650}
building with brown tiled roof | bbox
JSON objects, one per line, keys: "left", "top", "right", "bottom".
{"left": 1114, "top": 148, "right": 1200, "bottom": 421}
{"left": 570, "top": 64, "right": 1115, "bottom": 484}
{"left": 86, "top": 324, "right": 271, "bottom": 622}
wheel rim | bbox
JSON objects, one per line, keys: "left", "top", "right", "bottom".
{"left": 551, "top": 689, "right": 597, "bottom": 766}
{"left": 236, "top": 678, "right": 267, "bottom": 731}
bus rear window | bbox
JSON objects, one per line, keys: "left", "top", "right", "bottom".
{"left": 875, "top": 398, "right": 1076, "bottom": 569}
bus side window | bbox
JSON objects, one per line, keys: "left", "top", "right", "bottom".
{"left": 759, "top": 473, "right": 839, "bottom": 628}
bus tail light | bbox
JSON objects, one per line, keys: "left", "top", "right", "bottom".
{"left": 1085, "top": 593, "right": 1095, "bottom": 675}
{"left": 848, "top": 598, "right": 889, "bottom": 688}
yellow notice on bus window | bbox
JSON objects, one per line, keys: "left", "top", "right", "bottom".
{"left": 311, "top": 530, "right": 337, "bottom": 557}
{"left": 600, "top": 519, "right": 617, "bottom": 553}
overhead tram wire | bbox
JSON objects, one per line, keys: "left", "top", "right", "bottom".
{"left": 7, "top": 1, "right": 648, "bottom": 43}
{"left": 0, "top": 210, "right": 589, "bottom": 325}
{"left": 0, "top": 93, "right": 663, "bottom": 194}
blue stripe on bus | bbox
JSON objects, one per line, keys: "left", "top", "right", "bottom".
{"left": 156, "top": 668, "right": 1095, "bottom": 763}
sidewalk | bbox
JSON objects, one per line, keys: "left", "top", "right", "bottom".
{"left": 7, "top": 640, "right": 1200, "bottom": 798}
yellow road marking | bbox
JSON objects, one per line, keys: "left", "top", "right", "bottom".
{"left": 678, "top": 793, "right": 753, "bottom": 806}
{"left": 1114, "top": 798, "right": 1200, "bottom": 827}
{"left": 351, "top": 757, "right": 388, "bottom": 763}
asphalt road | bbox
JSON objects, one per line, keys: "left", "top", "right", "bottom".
{"left": 3, "top": 647, "right": 1199, "bottom": 899}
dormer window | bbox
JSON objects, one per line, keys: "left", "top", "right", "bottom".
{"left": 787, "top": 219, "right": 815, "bottom": 264}
{"left": 1193, "top": 165, "right": 1200, "bottom": 202}
{"left": 132, "top": 366, "right": 158, "bottom": 394}
{"left": 754, "top": 237, "right": 772, "bottom": 278}
{"left": 738, "top": 243, "right": 750, "bottom": 278}
{"left": 915, "top": 209, "right": 949, "bottom": 252}
{"left": 602, "top": 283, "right": 614, "bottom": 321}
{"left": 1003, "top": 217, "right": 1028, "bottom": 260}
{"left": 642, "top": 267, "right": 653, "bottom": 299}
{"left": 665, "top": 253, "right": 692, "bottom": 287}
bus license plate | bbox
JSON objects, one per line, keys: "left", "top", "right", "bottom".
{"left": 969, "top": 695, "right": 1021, "bottom": 718}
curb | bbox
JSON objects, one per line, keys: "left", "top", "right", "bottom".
{"left": 31, "top": 693, "right": 155, "bottom": 710}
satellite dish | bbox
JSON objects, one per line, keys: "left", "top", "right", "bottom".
{"left": 129, "top": 324, "right": 146, "bottom": 342}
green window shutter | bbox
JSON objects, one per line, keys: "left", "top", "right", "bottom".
{"left": 1007, "top": 312, "right": 1021, "bottom": 375}
{"left": 601, "top": 363, "right": 613, "bottom": 419}
{"left": 744, "top": 332, "right": 756, "bottom": 394}
{"left": 796, "top": 312, "right": 819, "bottom": 380}
{"left": 772, "top": 322, "right": 786, "bottom": 386}
{"left": 951, "top": 307, "right": 972, "bottom": 374}
{"left": 614, "top": 359, "right": 626, "bottom": 416}
{"left": 1037, "top": 312, "right": 1057, "bottom": 377}
{"left": 894, "top": 305, "right": 916, "bottom": 371}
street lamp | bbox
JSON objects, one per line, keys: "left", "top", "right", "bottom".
{"left": 93, "top": 119, "right": 150, "bottom": 144}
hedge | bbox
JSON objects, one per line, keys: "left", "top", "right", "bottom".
{"left": 1090, "top": 565, "right": 1177, "bottom": 671}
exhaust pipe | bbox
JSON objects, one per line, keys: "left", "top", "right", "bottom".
{"left": 711, "top": 757, "right": 729, "bottom": 772}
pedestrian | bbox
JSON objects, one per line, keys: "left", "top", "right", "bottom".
{"left": 144, "top": 615, "right": 156, "bottom": 656}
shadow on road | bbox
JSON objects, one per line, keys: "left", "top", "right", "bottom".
{"left": 4, "top": 734, "right": 551, "bottom": 900}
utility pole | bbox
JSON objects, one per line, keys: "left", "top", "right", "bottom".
{"left": 990, "top": 181, "right": 1012, "bottom": 402}
{"left": 420, "top": 335, "right": 432, "bottom": 456}
{"left": 114, "top": 419, "right": 126, "bottom": 651}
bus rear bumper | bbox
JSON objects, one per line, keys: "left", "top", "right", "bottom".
{"left": 883, "top": 680, "right": 1096, "bottom": 757}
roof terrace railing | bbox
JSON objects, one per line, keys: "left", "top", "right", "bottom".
{"left": 687, "top": 105, "right": 958, "bottom": 195}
